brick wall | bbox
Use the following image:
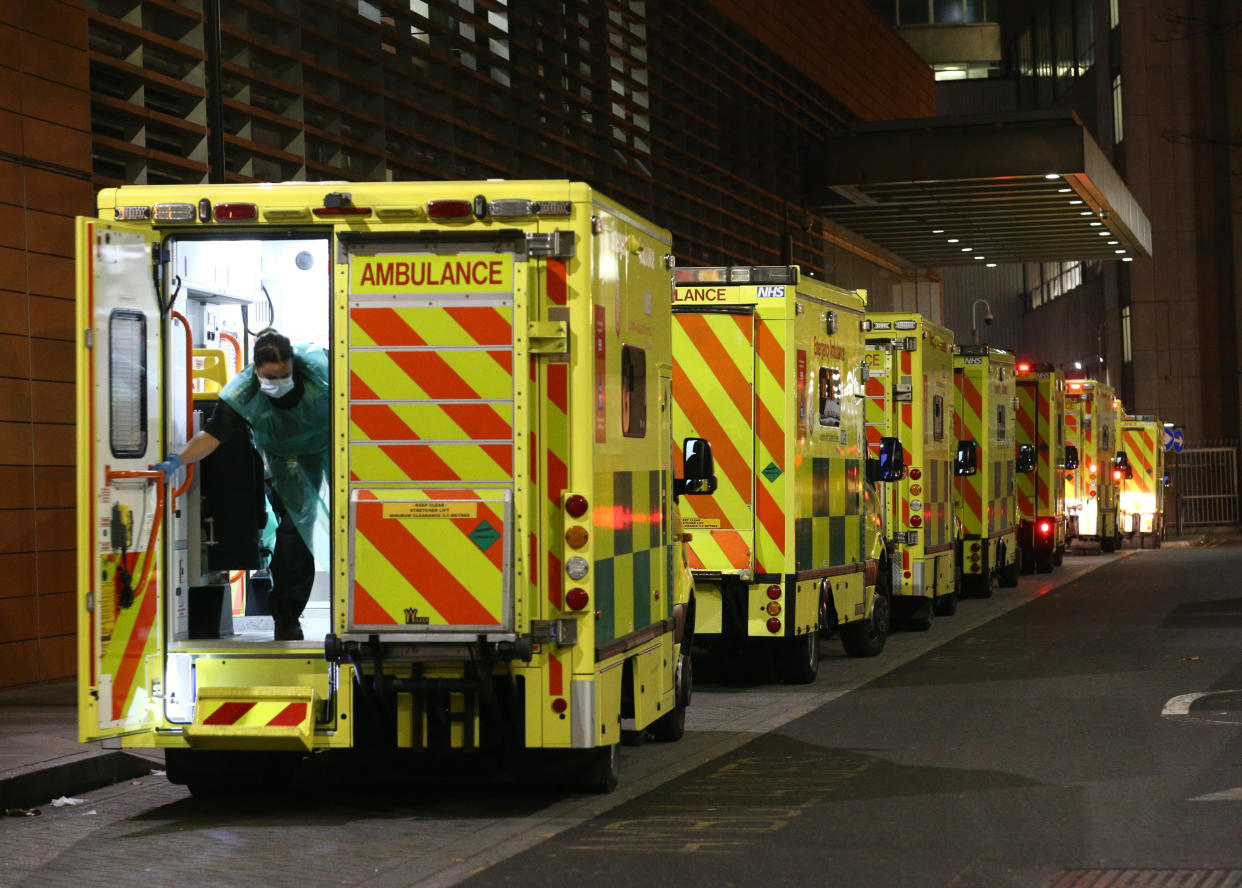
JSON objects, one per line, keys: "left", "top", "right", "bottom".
{"left": 711, "top": 0, "right": 935, "bottom": 121}
{"left": 0, "top": 0, "right": 92, "bottom": 688}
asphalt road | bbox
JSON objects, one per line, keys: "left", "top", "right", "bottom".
{"left": 4, "top": 545, "right": 1241, "bottom": 888}
{"left": 469, "top": 544, "right": 1242, "bottom": 887}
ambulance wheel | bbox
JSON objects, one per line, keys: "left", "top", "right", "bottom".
{"left": 932, "top": 588, "right": 957, "bottom": 617}
{"left": 1020, "top": 546, "right": 1036, "bottom": 574}
{"left": 1053, "top": 546, "right": 1065, "bottom": 566}
{"left": 906, "top": 599, "right": 933, "bottom": 632}
{"left": 784, "top": 629, "right": 820, "bottom": 685}
{"left": 841, "top": 571, "right": 890, "bottom": 658}
{"left": 998, "top": 554, "right": 1020, "bottom": 588}
{"left": 583, "top": 744, "right": 620, "bottom": 793}
{"left": 651, "top": 652, "right": 691, "bottom": 742}
{"left": 964, "top": 566, "right": 993, "bottom": 599}
{"left": 1035, "top": 551, "right": 1054, "bottom": 573}
{"left": 1100, "top": 535, "right": 1118, "bottom": 553}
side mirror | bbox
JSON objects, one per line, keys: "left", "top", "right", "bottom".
{"left": 676, "top": 437, "right": 717, "bottom": 496}
{"left": 955, "top": 439, "right": 978, "bottom": 476}
{"left": 1016, "top": 443, "right": 1037, "bottom": 474}
{"left": 866, "top": 436, "right": 905, "bottom": 483}
{"left": 1064, "top": 444, "right": 1079, "bottom": 470}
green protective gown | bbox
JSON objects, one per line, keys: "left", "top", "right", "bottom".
{"left": 219, "top": 344, "right": 330, "bottom": 566}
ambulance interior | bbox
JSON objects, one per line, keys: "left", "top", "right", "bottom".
{"left": 168, "top": 236, "right": 331, "bottom": 647}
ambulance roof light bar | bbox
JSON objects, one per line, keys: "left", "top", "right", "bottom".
{"left": 674, "top": 265, "right": 799, "bottom": 285}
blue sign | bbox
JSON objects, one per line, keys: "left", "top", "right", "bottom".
{"left": 1164, "top": 427, "right": 1184, "bottom": 452}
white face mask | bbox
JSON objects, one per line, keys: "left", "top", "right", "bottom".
{"left": 259, "top": 375, "right": 295, "bottom": 399}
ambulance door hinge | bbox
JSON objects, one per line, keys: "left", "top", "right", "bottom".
{"left": 531, "top": 619, "right": 578, "bottom": 646}
{"left": 527, "top": 319, "right": 568, "bottom": 354}
{"left": 84, "top": 329, "right": 94, "bottom": 349}
{"left": 894, "top": 383, "right": 913, "bottom": 403}
{"left": 527, "top": 230, "right": 575, "bottom": 259}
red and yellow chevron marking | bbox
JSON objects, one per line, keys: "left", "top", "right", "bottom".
{"left": 97, "top": 551, "right": 159, "bottom": 723}
{"left": 199, "top": 699, "right": 309, "bottom": 728}
{"left": 753, "top": 319, "right": 787, "bottom": 574}
{"left": 1122, "top": 426, "right": 1157, "bottom": 495}
{"left": 348, "top": 303, "right": 515, "bottom": 484}
{"left": 954, "top": 368, "right": 985, "bottom": 536}
{"left": 350, "top": 492, "right": 507, "bottom": 629}
{"left": 673, "top": 312, "right": 755, "bottom": 572}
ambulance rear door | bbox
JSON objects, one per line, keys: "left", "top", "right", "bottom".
{"left": 76, "top": 217, "right": 168, "bottom": 740}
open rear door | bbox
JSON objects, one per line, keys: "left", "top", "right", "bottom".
{"left": 77, "top": 217, "right": 166, "bottom": 740}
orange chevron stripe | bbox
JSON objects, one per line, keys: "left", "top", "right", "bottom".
{"left": 676, "top": 314, "right": 753, "bottom": 422}
{"left": 355, "top": 504, "right": 497, "bottom": 625}
{"left": 673, "top": 363, "right": 752, "bottom": 508}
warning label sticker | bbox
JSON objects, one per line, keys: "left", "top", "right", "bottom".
{"left": 382, "top": 502, "right": 476, "bottom": 520}
{"left": 682, "top": 517, "right": 722, "bottom": 529}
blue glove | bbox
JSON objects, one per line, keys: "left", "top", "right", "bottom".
{"left": 152, "top": 452, "right": 183, "bottom": 482}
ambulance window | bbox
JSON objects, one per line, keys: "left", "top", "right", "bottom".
{"left": 109, "top": 309, "right": 147, "bottom": 458}
{"left": 996, "top": 405, "right": 1006, "bottom": 441}
{"left": 818, "top": 367, "right": 841, "bottom": 428}
{"left": 933, "top": 395, "right": 944, "bottom": 441}
{"left": 621, "top": 345, "right": 646, "bottom": 437}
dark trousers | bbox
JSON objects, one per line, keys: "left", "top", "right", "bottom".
{"left": 265, "top": 481, "right": 315, "bottom": 636}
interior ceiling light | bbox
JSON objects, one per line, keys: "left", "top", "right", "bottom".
{"left": 1070, "top": 200, "right": 1083, "bottom": 205}
{"left": 1058, "top": 187, "right": 1072, "bottom": 193}
{"left": 1045, "top": 173, "right": 1060, "bottom": 179}
{"left": 947, "top": 238, "right": 959, "bottom": 243}
{"left": 1090, "top": 221, "right": 1102, "bottom": 226}
{"left": 986, "top": 263, "right": 997, "bottom": 268}
{"left": 932, "top": 228, "right": 944, "bottom": 233}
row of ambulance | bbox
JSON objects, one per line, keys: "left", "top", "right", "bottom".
{"left": 75, "top": 181, "right": 1164, "bottom": 794}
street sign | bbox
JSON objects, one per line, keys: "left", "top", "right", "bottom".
{"left": 1164, "top": 428, "right": 1184, "bottom": 452}
{"left": 1163, "top": 427, "right": 1174, "bottom": 450}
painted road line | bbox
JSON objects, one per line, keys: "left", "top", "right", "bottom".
{"left": 391, "top": 550, "right": 1138, "bottom": 888}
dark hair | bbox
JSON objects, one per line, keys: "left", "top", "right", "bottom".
{"left": 253, "top": 329, "right": 293, "bottom": 367}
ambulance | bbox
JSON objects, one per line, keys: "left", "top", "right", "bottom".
{"left": 952, "top": 346, "right": 1020, "bottom": 596}
{"left": 1014, "top": 362, "right": 1068, "bottom": 572}
{"left": 671, "top": 267, "right": 903, "bottom": 683}
{"left": 1119, "top": 414, "right": 1165, "bottom": 547}
{"left": 76, "top": 180, "right": 716, "bottom": 793}
{"left": 864, "top": 313, "right": 959, "bottom": 628}
{"left": 1063, "top": 379, "right": 1120, "bottom": 551}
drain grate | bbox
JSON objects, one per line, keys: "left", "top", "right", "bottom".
{"left": 1047, "top": 871, "right": 1242, "bottom": 888}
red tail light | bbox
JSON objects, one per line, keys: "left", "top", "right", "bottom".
{"left": 313, "top": 206, "right": 372, "bottom": 217}
{"left": 565, "top": 588, "right": 589, "bottom": 610}
{"left": 910, "top": 514, "right": 923, "bottom": 527}
{"left": 766, "top": 617, "right": 781, "bottom": 633}
{"left": 766, "top": 584, "right": 781, "bottom": 600}
{"left": 1039, "top": 521, "right": 1052, "bottom": 535}
{"left": 427, "top": 199, "right": 473, "bottom": 219}
{"left": 214, "top": 203, "right": 257, "bottom": 221}
{"left": 565, "top": 494, "right": 588, "bottom": 518}
{"left": 1113, "top": 469, "right": 1123, "bottom": 481}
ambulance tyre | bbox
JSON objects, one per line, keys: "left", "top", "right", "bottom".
{"left": 1035, "top": 551, "right": 1054, "bottom": 573}
{"left": 650, "top": 651, "right": 691, "bottom": 742}
{"left": 784, "top": 629, "right": 820, "bottom": 685}
{"left": 932, "top": 588, "right": 957, "bottom": 617}
{"left": 841, "top": 568, "right": 890, "bottom": 658}
{"left": 1053, "top": 546, "right": 1065, "bottom": 566}
{"left": 1100, "top": 535, "right": 1117, "bottom": 553}
{"left": 583, "top": 743, "right": 620, "bottom": 793}
{"left": 998, "top": 549, "right": 1020, "bottom": 588}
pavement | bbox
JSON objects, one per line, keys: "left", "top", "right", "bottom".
{"left": 1, "top": 523, "right": 1236, "bottom": 816}
{"left": 0, "top": 681, "right": 161, "bottom": 813}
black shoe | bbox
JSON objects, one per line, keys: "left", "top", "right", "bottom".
{"left": 274, "top": 624, "right": 304, "bottom": 641}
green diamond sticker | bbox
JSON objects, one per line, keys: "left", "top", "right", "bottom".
{"left": 469, "top": 520, "right": 500, "bottom": 551}
{"left": 762, "top": 461, "right": 783, "bottom": 483}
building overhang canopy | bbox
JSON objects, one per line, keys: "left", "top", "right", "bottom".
{"left": 820, "top": 112, "right": 1151, "bottom": 268}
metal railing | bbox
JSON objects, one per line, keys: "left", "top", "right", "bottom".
{"left": 1174, "top": 446, "right": 1240, "bottom": 527}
